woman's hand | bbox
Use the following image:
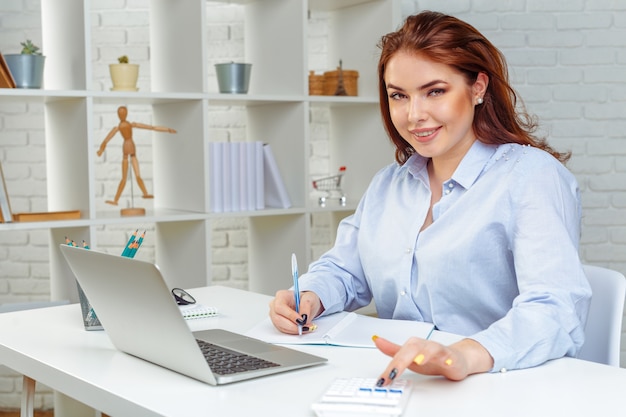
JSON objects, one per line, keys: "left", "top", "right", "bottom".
{"left": 269, "top": 290, "right": 323, "bottom": 334}
{"left": 372, "top": 336, "right": 494, "bottom": 385}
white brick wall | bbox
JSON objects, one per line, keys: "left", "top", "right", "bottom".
{"left": 1, "top": 0, "right": 626, "bottom": 410}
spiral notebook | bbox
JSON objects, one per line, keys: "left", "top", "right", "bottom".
{"left": 179, "top": 303, "right": 218, "bottom": 320}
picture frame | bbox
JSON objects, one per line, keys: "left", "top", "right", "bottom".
{"left": 0, "top": 162, "right": 13, "bottom": 223}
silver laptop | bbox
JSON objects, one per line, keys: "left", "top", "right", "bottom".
{"left": 60, "top": 244, "right": 327, "bottom": 385}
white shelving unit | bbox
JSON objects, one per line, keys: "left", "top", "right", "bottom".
{"left": 0, "top": 0, "right": 401, "bottom": 301}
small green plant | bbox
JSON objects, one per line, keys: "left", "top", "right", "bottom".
{"left": 20, "top": 40, "right": 42, "bottom": 55}
{"left": 117, "top": 55, "right": 129, "bottom": 64}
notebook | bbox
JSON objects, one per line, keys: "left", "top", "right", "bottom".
{"left": 59, "top": 244, "right": 327, "bottom": 385}
{"left": 247, "top": 311, "right": 435, "bottom": 348}
{"left": 179, "top": 303, "right": 218, "bottom": 320}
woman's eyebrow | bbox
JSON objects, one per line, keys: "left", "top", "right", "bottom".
{"left": 418, "top": 79, "right": 448, "bottom": 90}
{"left": 386, "top": 79, "right": 448, "bottom": 91}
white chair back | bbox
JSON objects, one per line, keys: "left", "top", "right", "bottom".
{"left": 578, "top": 264, "right": 626, "bottom": 367}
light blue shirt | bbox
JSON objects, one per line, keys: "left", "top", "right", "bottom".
{"left": 299, "top": 141, "right": 591, "bottom": 372}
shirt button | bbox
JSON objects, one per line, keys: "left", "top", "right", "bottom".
{"left": 405, "top": 248, "right": 411, "bottom": 254}
{"left": 444, "top": 189, "right": 451, "bottom": 195}
{"left": 400, "top": 290, "right": 406, "bottom": 296}
{"left": 500, "top": 368, "right": 507, "bottom": 373}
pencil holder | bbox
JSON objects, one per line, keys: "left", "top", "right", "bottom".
{"left": 76, "top": 281, "right": 103, "bottom": 331}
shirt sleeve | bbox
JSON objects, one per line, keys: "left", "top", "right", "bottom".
{"left": 470, "top": 153, "right": 591, "bottom": 372}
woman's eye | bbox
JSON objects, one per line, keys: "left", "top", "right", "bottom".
{"left": 389, "top": 91, "right": 406, "bottom": 100}
{"left": 428, "top": 88, "right": 445, "bottom": 97}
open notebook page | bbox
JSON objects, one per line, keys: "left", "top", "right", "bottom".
{"left": 246, "top": 311, "right": 434, "bottom": 348}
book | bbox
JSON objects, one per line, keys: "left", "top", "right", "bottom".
{"left": 12, "top": 210, "right": 81, "bottom": 222}
{"left": 0, "top": 53, "right": 16, "bottom": 88}
{"left": 179, "top": 303, "right": 218, "bottom": 320}
{"left": 245, "top": 142, "right": 256, "bottom": 211}
{"left": 221, "top": 143, "right": 232, "bottom": 211}
{"left": 210, "top": 141, "right": 268, "bottom": 212}
{"left": 238, "top": 141, "right": 248, "bottom": 211}
{"left": 211, "top": 141, "right": 265, "bottom": 212}
{"left": 0, "top": 162, "right": 13, "bottom": 223}
{"left": 229, "top": 142, "right": 240, "bottom": 211}
{"left": 263, "top": 143, "right": 291, "bottom": 209}
{"left": 209, "top": 142, "right": 224, "bottom": 212}
{"left": 246, "top": 311, "right": 435, "bottom": 348}
{"left": 254, "top": 141, "right": 264, "bottom": 210}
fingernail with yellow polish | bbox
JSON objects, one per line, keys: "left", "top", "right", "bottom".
{"left": 414, "top": 353, "right": 425, "bottom": 365}
{"left": 372, "top": 335, "right": 379, "bottom": 342}
{"left": 445, "top": 358, "right": 453, "bottom": 366}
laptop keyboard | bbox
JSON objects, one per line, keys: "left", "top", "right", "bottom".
{"left": 196, "top": 339, "right": 280, "bottom": 375}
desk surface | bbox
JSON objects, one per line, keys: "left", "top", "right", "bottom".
{"left": 0, "top": 286, "right": 625, "bottom": 417}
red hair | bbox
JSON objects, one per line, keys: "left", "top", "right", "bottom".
{"left": 378, "top": 11, "right": 569, "bottom": 164}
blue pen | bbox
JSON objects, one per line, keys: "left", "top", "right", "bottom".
{"left": 291, "top": 253, "right": 302, "bottom": 336}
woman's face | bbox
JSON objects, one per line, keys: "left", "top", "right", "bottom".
{"left": 384, "top": 51, "right": 487, "bottom": 166}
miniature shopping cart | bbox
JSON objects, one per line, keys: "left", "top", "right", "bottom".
{"left": 312, "top": 166, "right": 347, "bottom": 207}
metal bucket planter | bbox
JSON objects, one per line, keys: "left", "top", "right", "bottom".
{"left": 215, "top": 62, "right": 252, "bottom": 94}
{"left": 4, "top": 54, "right": 46, "bottom": 89}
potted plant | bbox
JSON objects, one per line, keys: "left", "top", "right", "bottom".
{"left": 4, "top": 40, "right": 46, "bottom": 89}
{"left": 109, "top": 55, "right": 139, "bottom": 91}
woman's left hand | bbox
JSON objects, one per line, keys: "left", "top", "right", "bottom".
{"left": 372, "top": 335, "right": 494, "bottom": 385}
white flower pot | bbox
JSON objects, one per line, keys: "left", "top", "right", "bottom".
{"left": 109, "top": 63, "right": 139, "bottom": 91}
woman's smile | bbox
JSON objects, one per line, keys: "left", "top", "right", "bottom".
{"left": 411, "top": 127, "right": 441, "bottom": 142}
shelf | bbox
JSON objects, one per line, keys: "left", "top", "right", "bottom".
{"left": 0, "top": 89, "right": 380, "bottom": 106}
{"left": 310, "top": 0, "right": 384, "bottom": 11}
{"left": 211, "top": 0, "right": 385, "bottom": 7}
{"left": 0, "top": 205, "right": 351, "bottom": 232}
{"left": 1, "top": 0, "right": 401, "bottom": 304}
{"left": 0, "top": 89, "right": 87, "bottom": 103}
{"left": 92, "top": 91, "right": 206, "bottom": 105}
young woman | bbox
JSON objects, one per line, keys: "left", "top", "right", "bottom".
{"left": 269, "top": 11, "right": 591, "bottom": 384}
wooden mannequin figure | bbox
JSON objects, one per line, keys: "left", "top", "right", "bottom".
{"left": 97, "top": 106, "right": 176, "bottom": 207}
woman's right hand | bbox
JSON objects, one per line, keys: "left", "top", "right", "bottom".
{"left": 269, "top": 290, "right": 323, "bottom": 334}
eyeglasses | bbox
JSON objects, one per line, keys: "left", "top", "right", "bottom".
{"left": 171, "top": 288, "right": 196, "bottom": 305}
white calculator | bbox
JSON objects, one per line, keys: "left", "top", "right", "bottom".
{"left": 311, "top": 377, "right": 412, "bottom": 417}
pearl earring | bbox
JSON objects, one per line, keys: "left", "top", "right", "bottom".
{"left": 476, "top": 97, "right": 484, "bottom": 105}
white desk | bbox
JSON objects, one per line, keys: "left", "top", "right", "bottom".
{"left": 0, "top": 286, "right": 625, "bottom": 416}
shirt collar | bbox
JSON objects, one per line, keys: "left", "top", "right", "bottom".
{"left": 404, "top": 140, "right": 498, "bottom": 189}
{"left": 451, "top": 140, "right": 498, "bottom": 189}
{"left": 405, "top": 152, "right": 429, "bottom": 184}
